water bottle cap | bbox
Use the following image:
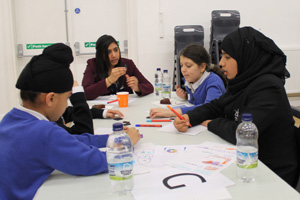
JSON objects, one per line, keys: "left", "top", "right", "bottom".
{"left": 242, "top": 113, "right": 252, "bottom": 121}
{"left": 113, "top": 123, "right": 123, "bottom": 131}
{"left": 157, "top": 68, "right": 161, "bottom": 71}
{"left": 163, "top": 69, "right": 168, "bottom": 73}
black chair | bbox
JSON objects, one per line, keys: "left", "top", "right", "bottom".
{"left": 209, "top": 10, "right": 240, "bottom": 65}
{"left": 173, "top": 25, "right": 204, "bottom": 91}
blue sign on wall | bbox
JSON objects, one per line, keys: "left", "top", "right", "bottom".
{"left": 75, "top": 8, "right": 80, "bottom": 14}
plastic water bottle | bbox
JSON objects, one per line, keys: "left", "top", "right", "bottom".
{"left": 154, "top": 68, "right": 162, "bottom": 96}
{"left": 236, "top": 113, "right": 258, "bottom": 183}
{"left": 106, "top": 123, "right": 134, "bottom": 195}
{"left": 161, "top": 69, "right": 171, "bottom": 98}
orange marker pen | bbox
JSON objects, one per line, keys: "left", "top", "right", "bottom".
{"left": 166, "top": 105, "right": 192, "bottom": 127}
{"left": 107, "top": 99, "right": 118, "bottom": 104}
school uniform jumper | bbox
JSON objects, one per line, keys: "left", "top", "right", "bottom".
{"left": 0, "top": 108, "right": 109, "bottom": 200}
{"left": 56, "top": 91, "right": 95, "bottom": 134}
{"left": 56, "top": 90, "right": 107, "bottom": 135}
{"left": 181, "top": 72, "right": 226, "bottom": 114}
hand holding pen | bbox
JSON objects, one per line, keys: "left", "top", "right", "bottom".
{"left": 173, "top": 114, "right": 191, "bottom": 132}
{"left": 166, "top": 105, "right": 192, "bottom": 127}
{"left": 126, "top": 74, "right": 140, "bottom": 92}
{"left": 166, "top": 105, "right": 192, "bottom": 132}
{"left": 108, "top": 67, "right": 127, "bottom": 84}
{"left": 123, "top": 126, "right": 141, "bottom": 145}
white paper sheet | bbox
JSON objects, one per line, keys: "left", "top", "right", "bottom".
{"left": 132, "top": 167, "right": 234, "bottom": 200}
{"left": 133, "top": 142, "right": 156, "bottom": 175}
{"left": 163, "top": 142, "right": 236, "bottom": 175}
{"left": 87, "top": 95, "right": 137, "bottom": 106}
{"left": 159, "top": 123, "right": 207, "bottom": 136}
{"left": 134, "top": 142, "right": 236, "bottom": 176}
{"left": 87, "top": 95, "right": 116, "bottom": 105}
{"left": 150, "top": 145, "right": 187, "bottom": 167}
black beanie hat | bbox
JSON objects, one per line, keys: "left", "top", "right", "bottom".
{"left": 16, "top": 43, "right": 74, "bottom": 93}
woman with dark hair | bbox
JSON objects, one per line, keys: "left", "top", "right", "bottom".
{"left": 150, "top": 44, "right": 226, "bottom": 118}
{"left": 173, "top": 27, "right": 299, "bottom": 187}
{"left": 82, "top": 35, "right": 153, "bottom": 100}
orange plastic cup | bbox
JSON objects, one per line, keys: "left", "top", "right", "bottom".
{"left": 117, "top": 92, "right": 129, "bottom": 107}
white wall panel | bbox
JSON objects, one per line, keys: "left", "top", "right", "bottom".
{"left": 0, "top": 0, "right": 19, "bottom": 118}
{"left": 1, "top": 0, "right": 300, "bottom": 116}
{"left": 14, "top": 0, "right": 66, "bottom": 60}
{"left": 136, "top": 0, "right": 300, "bottom": 92}
{"left": 69, "top": 0, "right": 128, "bottom": 82}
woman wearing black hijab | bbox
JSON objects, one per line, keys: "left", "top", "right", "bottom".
{"left": 173, "top": 27, "right": 299, "bottom": 187}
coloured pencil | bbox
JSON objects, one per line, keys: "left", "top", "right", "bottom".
{"left": 146, "top": 119, "right": 172, "bottom": 122}
{"left": 107, "top": 99, "right": 118, "bottom": 104}
{"left": 135, "top": 124, "right": 162, "bottom": 127}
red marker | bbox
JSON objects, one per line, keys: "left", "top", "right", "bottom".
{"left": 107, "top": 99, "right": 118, "bottom": 104}
{"left": 166, "top": 105, "right": 192, "bottom": 127}
{"left": 146, "top": 119, "right": 172, "bottom": 122}
{"left": 135, "top": 124, "right": 162, "bottom": 127}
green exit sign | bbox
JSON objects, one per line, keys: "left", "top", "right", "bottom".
{"left": 84, "top": 42, "right": 96, "bottom": 48}
{"left": 84, "top": 41, "right": 119, "bottom": 48}
{"left": 26, "top": 43, "right": 54, "bottom": 49}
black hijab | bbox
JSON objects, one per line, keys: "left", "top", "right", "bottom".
{"left": 220, "top": 26, "right": 288, "bottom": 94}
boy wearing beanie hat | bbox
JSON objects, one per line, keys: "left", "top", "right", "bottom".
{"left": 0, "top": 43, "right": 141, "bottom": 200}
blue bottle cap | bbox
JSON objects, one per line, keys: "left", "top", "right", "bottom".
{"left": 163, "top": 69, "right": 168, "bottom": 73}
{"left": 157, "top": 68, "right": 161, "bottom": 71}
{"left": 113, "top": 123, "right": 123, "bottom": 131}
{"left": 242, "top": 113, "right": 252, "bottom": 121}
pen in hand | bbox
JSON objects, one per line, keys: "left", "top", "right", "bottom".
{"left": 166, "top": 105, "right": 192, "bottom": 127}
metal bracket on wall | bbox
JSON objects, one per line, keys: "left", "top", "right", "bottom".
{"left": 17, "top": 44, "right": 35, "bottom": 58}
{"left": 74, "top": 40, "right": 128, "bottom": 56}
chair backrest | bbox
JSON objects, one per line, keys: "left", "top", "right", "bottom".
{"left": 173, "top": 25, "right": 204, "bottom": 90}
{"left": 209, "top": 10, "right": 240, "bottom": 64}
{"left": 211, "top": 10, "right": 240, "bottom": 40}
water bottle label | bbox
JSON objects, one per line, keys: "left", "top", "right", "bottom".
{"left": 155, "top": 83, "right": 161, "bottom": 91}
{"left": 114, "top": 136, "right": 128, "bottom": 145}
{"left": 236, "top": 150, "right": 258, "bottom": 169}
{"left": 108, "top": 161, "right": 133, "bottom": 180}
{"left": 162, "top": 85, "right": 171, "bottom": 93}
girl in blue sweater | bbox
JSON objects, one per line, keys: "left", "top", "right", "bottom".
{"left": 150, "top": 44, "right": 226, "bottom": 118}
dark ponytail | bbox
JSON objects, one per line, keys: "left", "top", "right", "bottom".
{"left": 180, "top": 44, "right": 227, "bottom": 88}
{"left": 207, "top": 64, "right": 228, "bottom": 88}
